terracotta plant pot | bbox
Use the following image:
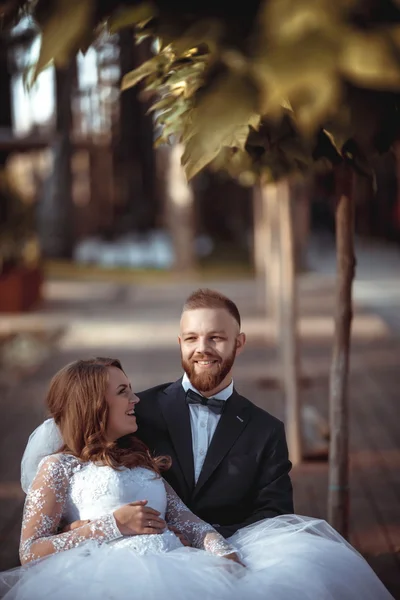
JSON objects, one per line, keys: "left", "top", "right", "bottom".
{"left": 0, "top": 267, "right": 43, "bottom": 313}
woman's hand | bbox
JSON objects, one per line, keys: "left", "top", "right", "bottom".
{"left": 224, "top": 552, "right": 245, "bottom": 567}
{"left": 114, "top": 500, "right": 167, "bottom": 536}
{"left": 61, "top": 519, "right": 90, "bottom": 533}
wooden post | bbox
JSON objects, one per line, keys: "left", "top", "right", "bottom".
{"left": 278, "top": 179, "right": 302, "bottom": 466}
{"left": 262, "top": 183, "right": 280, "bottom": 329}
{"left": 328, "top": 163, "right": 355, "bottom": 538}
{"left": 252, "top": 183, "right": 266, "bottom": 312}
{"left": 261, "top": 180, "right": 302, "bottom": 465}
{"left": 164, "top": 142, "right": 196, "bottom": 273}
{"left": 291, "top": 177, "right": 310, "bottom": 274}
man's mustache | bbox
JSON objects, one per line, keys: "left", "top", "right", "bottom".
{"left": 191, "top": 355, "right": 220, "bottom": 362}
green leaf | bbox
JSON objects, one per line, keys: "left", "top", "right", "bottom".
{"left": 34, "top": 0, "right": 94, "bottom": 80}
{"left": 108, "top": 3, "right": 156, "bottom": 34}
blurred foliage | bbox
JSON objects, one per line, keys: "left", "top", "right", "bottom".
{"left": 2, "top": 0, "right": 400, "bottom": 183}
{"left": 0, "top": 168, "right": 40, "bottom": 274}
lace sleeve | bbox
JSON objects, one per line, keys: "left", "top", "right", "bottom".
{"left": 164, "top": 480, "right": 236, "bottom": 557}
{"left": 20, "top": 455, "right": 122, "bottom": 565}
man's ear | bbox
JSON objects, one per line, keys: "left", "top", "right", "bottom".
{"left": 236, "top": 332, "right": 246, "bottom": 355}
{"left": 178, "top": 336, "right": 182, "bottom": 347}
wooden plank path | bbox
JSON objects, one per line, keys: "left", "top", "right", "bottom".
{"left": 0, "top": 275, "right": 399, "bottom": 597}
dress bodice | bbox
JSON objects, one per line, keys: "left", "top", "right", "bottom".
{"left": 62, "top": 457, "right": 181, "bottom": 554}
{"left": 19, "top": 454, "right": 233, "bottom": 562}
{"left": 64, "top": 460, "right": 167, "bottom": 523}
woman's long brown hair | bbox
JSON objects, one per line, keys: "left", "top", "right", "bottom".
{"left": 46, "top": 357, "right": 170, "bottom": 474}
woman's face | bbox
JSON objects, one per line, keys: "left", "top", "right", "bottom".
{"left": 105, "top": 366, "right": 139, "bottom": 441}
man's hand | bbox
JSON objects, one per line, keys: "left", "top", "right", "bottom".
{"left": 113, "top": 500, "right": 167, "bottom": 536}
{"left": 61, "top": 519, "right": 91, "bottom": 533}
{"left": 168, "top": 525, "right": 191, "bottom": 547}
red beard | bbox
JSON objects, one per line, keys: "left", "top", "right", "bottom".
{"left": 181, "top": 346, "right": 236, "bottom": 393}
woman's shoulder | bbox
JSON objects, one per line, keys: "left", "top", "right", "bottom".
{"left": 37, "top": 453, "right": 83, "bottom": 477}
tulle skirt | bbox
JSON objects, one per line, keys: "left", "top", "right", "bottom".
{"left": 0, "top": 515, "right": 393, "bottom": 600}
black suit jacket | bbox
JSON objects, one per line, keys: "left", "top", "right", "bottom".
{"left": 135, "top": 379, "right": 294, "bottom": 537}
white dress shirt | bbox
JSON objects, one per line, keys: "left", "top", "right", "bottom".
{"left": 182, "top": 373, "right": 234, "bottom": 483}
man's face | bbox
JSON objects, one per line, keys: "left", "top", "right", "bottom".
{"left": 179, "top": 308, "right": 245, "bottom": 395}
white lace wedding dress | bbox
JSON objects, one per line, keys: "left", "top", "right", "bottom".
{"left": 0, "top": 454, "right": 393, "bottom": 600}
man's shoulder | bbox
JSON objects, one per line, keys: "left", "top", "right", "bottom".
{"left": 236, "top": 392, "right": 284, "bottom": 430}
{"left": 136, "top": 381, "right": 175, "bottom": 401}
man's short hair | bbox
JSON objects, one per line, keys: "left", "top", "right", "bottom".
{"left": 182, "top": 288, "right": 241, "bottom": 328}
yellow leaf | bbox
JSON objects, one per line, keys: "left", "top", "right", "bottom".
{"left": 121, "top": 53, "right": 170, "bottom": 91}
{"left": 34, "top": 0, "right": 94, "bottom": 80}
{"left": 260, "top": 0, "right": 340, "bottom": 46}
{"left": 172, "top": 19, "right": 222, "bottom": 56}
{"left": 155, "top": 101, "right": 189, "bottom": 127}
{"left": 340, "top": 31, "right": 400, "bottom": 90}
{"left": 108, "top": 3, "right": 156, "bottom": 34}
{"left": 181, "top": 73, "right": 258, "bottom": 179}
{"left": 211, "top": 147, "right": 256, "bottom": 185}
{"left": 253, "top": 33, "right": 341, "bottom": 135}
{"left": 147, "top": 95, "right": 179, "bottom": 114}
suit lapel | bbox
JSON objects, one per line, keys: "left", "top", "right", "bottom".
{"left": 193, "top": 390, "right": 250, "bottom": 498}
{"left": 158, "top": 380, "right": 195, "bottom": 490}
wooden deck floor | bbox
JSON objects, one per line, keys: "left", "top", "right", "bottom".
{"left": 0, "top": 276, "right": 399, "bottom": 597}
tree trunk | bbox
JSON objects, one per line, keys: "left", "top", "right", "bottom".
{"left": 261, "top": 180, "right": 302, "bottom": 465}
{"left": 0, "top": 36, "right": 12, "bottom": 167}
{"left": 164, "top": 143, "right": 196, "bottom": 273}
{"left": 117, "top": 32, "right": 156, "bottom": 232}
{"left": 37, "top": 61, "right": 76, "bottom": 258}
{"left": 328, "top": 163, "right": 355, "bottom": 538}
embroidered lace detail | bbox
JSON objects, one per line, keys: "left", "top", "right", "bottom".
{"left": 68, "top": 462, "right": 157, "bottom": 512}
{"left": 19, "top": 453, "right": 235, "bottom": 565}
{"left": 164, "top": 480, "right": 236, "bottom": 557}
{"left": 20, "top": 455, "right": 122, "bottom": 564}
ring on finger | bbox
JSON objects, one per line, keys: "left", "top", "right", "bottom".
{"left": 148, "top": 520, "right": 152, "bottom": 527}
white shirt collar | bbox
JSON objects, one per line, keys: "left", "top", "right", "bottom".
{"left": 182, "top": 372, "right": 233, "bottom": 401}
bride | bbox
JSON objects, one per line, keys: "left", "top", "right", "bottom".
{"left": 0, "top": 358, "right": 393, "bottom": 599}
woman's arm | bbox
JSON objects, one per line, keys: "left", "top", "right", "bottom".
{"left": 163, "top": 480, "right": 241, "bottom": 560}
{"left": 20, "top": 455, "right": 122, "bottom": 564}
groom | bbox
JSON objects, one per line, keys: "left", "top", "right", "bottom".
{"left": 134, "top": 288, "right": 293, "bottom": 537}
{"left": 22, "top": 288, "right": 293, "bottom": 538}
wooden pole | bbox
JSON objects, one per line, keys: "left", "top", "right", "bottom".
{"left": 262, "top": 183, "right": 280, "bottom": 330}
{"left": 260, "top": 180, "right": 302, "bottom": 464}
{"left": 278, "top": 179, "right": 302, "bottom": 466}
{"left": 252, "top": 183, "right": 266, "bottom": 312}
{"left": 164, "top": 142, "right": 196, "bottom": 273}
{"left": 328, "top": 163, "right": 355, "bottom": 538}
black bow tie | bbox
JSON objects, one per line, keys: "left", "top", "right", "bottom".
{"left": 185, "top": 389, "right": 226, "bottom": 415}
